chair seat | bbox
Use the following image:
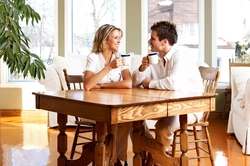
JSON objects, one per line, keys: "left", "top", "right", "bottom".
{"left": 188, "top": 121, "right": 209, "bottom": 127}
{"left": 75, "top": 120, "right": 96, "bottom": 126}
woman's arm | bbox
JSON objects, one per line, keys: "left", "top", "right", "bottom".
{"left": 100, "top": 69, "right": 132, "bottom": 89}
{"left": 84, "top": 56, "right": 131, "bottom": 90}
{"left": 84, "top": 65, "right": 112, "bottom": 91}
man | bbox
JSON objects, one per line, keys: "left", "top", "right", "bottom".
{"left": 132, "top": 21, "right": 203, "bottom": 165}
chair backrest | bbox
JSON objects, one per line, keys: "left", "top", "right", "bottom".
{"left": 199, "top": 66, "right": 220, "bottom": 94}
{"left": 63, "top": 68, "right": 84, "bottom": 90}
{"left": 198, "top": 66, "right": 220, "bottom": 122}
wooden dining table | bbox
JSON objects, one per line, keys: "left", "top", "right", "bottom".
{"left": 33, "top": 88, "right": 216, "bottom": 166}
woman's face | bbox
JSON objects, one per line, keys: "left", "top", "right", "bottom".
{"left": 106, "top": 29, "right": 121, "bottom": 52}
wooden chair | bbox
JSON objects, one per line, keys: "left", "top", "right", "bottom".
{"left": 63, "top": 68, "right": 96, "bottom": 162}
{"left": 170, "top": 66, "right": 220, "bottom": 166}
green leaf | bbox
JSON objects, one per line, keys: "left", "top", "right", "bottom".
{"left": 33, "top": 67, "right": 37, "bottom": 78}
{"left": 12, "top": 32, "right": 20, "bottom": 44}
{"left": 0, "top": 41, "right": 8, "bottom": 50}
{"left": 9, "top": 6, "right": 13, "bottom": 17}
{"left": 34, "top": 13, "right": 41, "bottom": 23}
{"left": 10, "top": 61, "right": 15, "bottom": 73}
{"left": 12, "top": 42, "right": 18, "bottom": 54}
{"left": 4, "top": 30, "right": 10, "bottom": 38}
{"left": 23, "top": 61, "right": 30, "bottom": 77}
{"left": 20, "top": 54, "right": 27, "bottom": 63}
{"left": 37, "top": 67, "right": 41, "bottom": 80}
{"left": 9, "top": 17, "right": 18, "bottom": 33}
{"left": 30, "top": 63, "right": 35, "bottom": 74}
{"left": 6, "top": 48, "right": 13, "bottom": 60}
{"left": 20, "top": 43, "right": 30, "bottom": 54}
{"left": 0, "top": 26, "right": 5, "bottom": 35}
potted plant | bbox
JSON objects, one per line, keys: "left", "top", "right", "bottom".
{"left": 0, "top": 0, "right": 45, "bottom": 79}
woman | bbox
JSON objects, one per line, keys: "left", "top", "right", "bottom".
{"left": 83, "top": 24, "right": 132, "bottom": 166}
{"left": 84, "top": 24, "right": 132, "bottom": 91}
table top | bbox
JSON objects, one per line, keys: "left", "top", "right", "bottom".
{"left": 33, "top": 88, "right": 216, "bottom": 124}
{"left": 33, "top": 88, "right": 215, "bottom": 107}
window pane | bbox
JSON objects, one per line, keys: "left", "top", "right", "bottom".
{"left": 69, "top": 0, "right": 122, "bottom": 55}
{"left": 8, "top": 0, "right": 54, "bottom": 81}
{"left": 217, "top": 0, "right": 250, "bottom": 83}
{"left": 148, "top": 0, "right": 199, "bottom": 59}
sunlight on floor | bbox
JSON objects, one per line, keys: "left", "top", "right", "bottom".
{"left": 214, "top": 151, "right": 228, "bottom": 166}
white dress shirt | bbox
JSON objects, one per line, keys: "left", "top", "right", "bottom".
{"left": 84, "top": 52, "right": 129, "bottom": 84}
{"left": 132, "top": 44, "right": 203, "bottom": 92}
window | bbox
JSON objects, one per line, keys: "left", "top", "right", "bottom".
{"left": 217, "top": 0, "right": 250, "bottom": 83}
{"left": 148, "top": 0, "right": 250, "bottom": 85}
{"left": 148, "top": 0, "right": 199, "bottom": 59}
{"left": 67, "top": 0, "right": 122, "bottom": 55}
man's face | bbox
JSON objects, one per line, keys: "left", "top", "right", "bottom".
{"left": 148, "top": 30, "right": 162, "bottom": 52}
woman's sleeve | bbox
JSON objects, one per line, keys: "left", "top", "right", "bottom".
{"left": 84, "top": 54, "right": 96, "bottom": 73}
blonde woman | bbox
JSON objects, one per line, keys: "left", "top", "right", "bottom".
{"left": 84, "top": 24, "right": 132, "bottom": 166}
{"left": 84, "top": 24, "right": 132, "bottom": 91}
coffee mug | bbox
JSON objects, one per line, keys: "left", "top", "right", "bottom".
{"left": 148, "top": 52, "right": 159, "bottom": 65}
{"left": 121, "top": 53, "right": 131, "bottom": 66}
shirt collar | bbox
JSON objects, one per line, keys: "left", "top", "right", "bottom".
{"left": 164, "top": 44, "right": 177, "bottom": 61}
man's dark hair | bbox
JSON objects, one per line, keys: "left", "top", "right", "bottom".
{"left": 150, "top": 21, "right": 178, "bottom": 45}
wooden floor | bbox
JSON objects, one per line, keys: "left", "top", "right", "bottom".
{"left": 0, "top": 110, "right": 250, "bottom": 166}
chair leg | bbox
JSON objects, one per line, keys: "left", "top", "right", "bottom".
{"left": 193, "top": 126, "right": 200, "bottom": 162}
{"left": 92, "top": 125, "right": 96, "bottom": 142}
{"left": 70, "top": 124, "right": 81, "bottom": 159}
{"left": 205, "top": 126, "right": 214, "bottom": 166}
{"left": 92, "top": 125, "right": 96, "bottom": 166}
{"left": 171, "top": 131, "right": 177, "bottom": 157}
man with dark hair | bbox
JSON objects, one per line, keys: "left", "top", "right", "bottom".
{"left": 132, "top": 21, "right": 203, "bottom": 165}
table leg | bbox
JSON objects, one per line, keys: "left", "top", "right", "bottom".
{"left": 95, "top": 122, "right": 107, "bottom": 166}
{"left": 57, "top": 113, "right": 67, "bottom": 166}
{"left": 138, "top": 121, "right": 180, "bottom": 166}
{"left": 180, "top": 114, "right": 189, "bottom": 166}
{"left": 106, "top": 124, "right": 116, "bottom": 166}
{"left": 132, "top": 121, "right": 143, "bottom": 166}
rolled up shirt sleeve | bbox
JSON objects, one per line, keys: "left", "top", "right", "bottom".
{"left": 132, "top": 69, "right": 146, "bottom": 87}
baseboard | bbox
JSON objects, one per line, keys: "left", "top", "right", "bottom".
{"left": 0, "top": 109, "right": 22, "bottom": 116}
{"left": 0, "top": 109, "right": 47, "bottom": 116}
{"left": 209, "top": 111, "right": 227, "bottom": 119}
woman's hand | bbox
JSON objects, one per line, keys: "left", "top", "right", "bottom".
{"left": 92, "top": 84, "right": 102, "bottom": 89}
{"left": 109, "top": 56, "right": 123, "bottom": 69}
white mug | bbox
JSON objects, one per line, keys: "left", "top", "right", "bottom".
{"left": 121, "top": 53, "right": 131, "bottom": 66}
{"left": 148, "top": 52, "right": 159, "bottom": 65}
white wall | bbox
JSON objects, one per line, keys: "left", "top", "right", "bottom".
{"left": 0, "top": 82, "right": 45, "bottom": 110}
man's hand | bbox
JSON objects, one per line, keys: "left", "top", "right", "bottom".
{"left": 142, "top": 77, "right": 151, "bottom": 88}
{"left": 139, "top": 56, "right": 150, "bottom": 72}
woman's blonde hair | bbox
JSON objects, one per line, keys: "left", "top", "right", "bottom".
{"left": 91, "top": 24, "right": 123, "bottom": 54}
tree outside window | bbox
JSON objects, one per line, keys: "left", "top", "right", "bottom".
{"left": 69, "top": 0, "right": 122, "bottom": 55}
